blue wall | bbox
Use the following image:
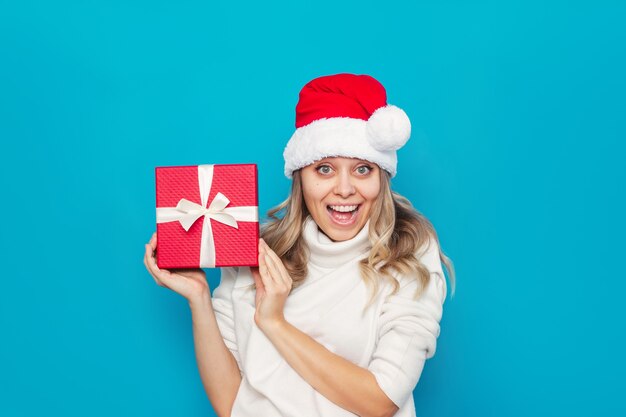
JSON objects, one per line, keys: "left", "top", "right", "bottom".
{"left": 1, "top": 1, "right": 624, "bottom": 416}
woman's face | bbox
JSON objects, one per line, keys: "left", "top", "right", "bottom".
{"left": 300, "top": 157, "right": 381, "bottom": 242}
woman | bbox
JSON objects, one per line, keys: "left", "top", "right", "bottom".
{"left": 144, "top": 73, "right": 455, "bottom": 417}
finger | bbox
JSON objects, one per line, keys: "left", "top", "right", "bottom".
{"left": 144, "top": 244, "right": 155, "bottom": 273}
{"left": 258, "top": 240, "right": 280, "bottom": 285}
{"left": 154, "top": 267, "right": 173, "bottom": 286}
{"left": 144, "top": 243, "right": 173, "bottom": 284}
{"left": 144, "top": 243, "right": 158, "bottom": 272}
{"left": 260, "top": 240, "right": 290, "bottom": 287}
{"left": 262, "top": 252, "right": 286, "bottom": 289}
{"left": 257, "top": 249, "right": 276, "bottom": 289}
{"left": 144, "top": 245, "right": 165, "bottom": 287}
{"left": 258, "top": 244, "right": 279, "bottom": 284}
{"left": 265, "top": 254, "right": 291, "bottom": 293}
{"left": 257, "top": 249, "right": 268, "bottom": 279}
{"left": 147, "top": 233, "right": 156, "bottom": 250}
{"left": 261, "top": 242, "right": 291, "bottom": 286}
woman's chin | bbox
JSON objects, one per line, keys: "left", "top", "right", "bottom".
{"left": 319, "top": 219, "right": 365, "bottom": 242}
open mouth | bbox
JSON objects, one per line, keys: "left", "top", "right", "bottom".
{"left": 326, "top": 204, "right": 361, "bottom": 224}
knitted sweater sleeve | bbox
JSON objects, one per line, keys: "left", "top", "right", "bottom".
{"left": 212, "top": 267, "right": 243, "bottom": 374}
{"left": 368, "top": 238, "right": 447, "bottom": 408}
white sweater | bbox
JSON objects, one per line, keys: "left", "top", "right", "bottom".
{"left": 212, "top": 216, "right": 447, "bottom": 417}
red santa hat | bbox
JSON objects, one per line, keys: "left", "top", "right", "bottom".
{"left": 283, "top": 73, "right": 411, "bottom": 178}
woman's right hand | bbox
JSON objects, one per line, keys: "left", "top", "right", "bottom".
{"left": 144, "top": 232, "right": 210, "bottom": 305}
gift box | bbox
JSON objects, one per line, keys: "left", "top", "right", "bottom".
{"left": 155, "top": 163, "right": 259, "bottom": 269}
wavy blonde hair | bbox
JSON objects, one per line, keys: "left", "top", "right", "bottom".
{"left": 260, "top": 169, "right": 456, "bottom": 308}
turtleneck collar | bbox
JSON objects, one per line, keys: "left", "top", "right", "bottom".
{"left": 302, "top": 215, "right": 372, "bottom": 268}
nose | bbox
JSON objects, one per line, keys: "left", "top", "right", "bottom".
{"left": 333, "top": 170, "right": 356, "bottom": 198}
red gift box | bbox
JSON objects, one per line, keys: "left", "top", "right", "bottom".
{"left": 155, "top": 163, "right": 259, "bottom": 268}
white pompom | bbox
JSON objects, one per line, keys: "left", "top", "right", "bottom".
{"left": 366, "top": 105, "right": 411, "bottom": 151}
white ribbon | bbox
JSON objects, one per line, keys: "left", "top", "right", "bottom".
{"left": 156, "top": 164, "right": 258, "bottom": 267}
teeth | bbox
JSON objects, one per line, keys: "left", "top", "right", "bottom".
{"left": 329, "top": 205, "right": 358, "bottom": 212}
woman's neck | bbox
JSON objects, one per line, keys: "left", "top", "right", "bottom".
{"left": 302, "top": 216, "right": 371, "bottom": 268}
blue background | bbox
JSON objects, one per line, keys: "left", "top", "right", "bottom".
{"left": 1, "top": 1, "right": 624, "bottom": 416}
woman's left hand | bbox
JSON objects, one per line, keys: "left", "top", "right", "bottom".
{"left": 250, "top": 238, "right": 293, "bottom": 332}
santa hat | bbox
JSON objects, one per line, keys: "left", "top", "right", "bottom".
{"left": 283, "top": 73, "right": 411, "bottom": 178}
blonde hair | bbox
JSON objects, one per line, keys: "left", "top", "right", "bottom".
{"left": 261, "top": 169, "right": 456, "bottom": 308}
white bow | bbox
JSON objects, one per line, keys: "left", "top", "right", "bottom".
{"left": 160, "top": 192, "right": 239, "bottom": 231}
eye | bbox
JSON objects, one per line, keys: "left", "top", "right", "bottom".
{"left": 316, "top": 164, "right": 333, "bottom": 175}
{"left": 356, "top": 165, "right": 372, "bottom": 175}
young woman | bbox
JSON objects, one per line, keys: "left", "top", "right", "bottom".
{"left": 144, "top": 73, "right": 455, "bottom": 417}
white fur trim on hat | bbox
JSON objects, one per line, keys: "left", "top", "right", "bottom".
{"left": 283, "top": 117, "right": 399, "bottom": 178}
